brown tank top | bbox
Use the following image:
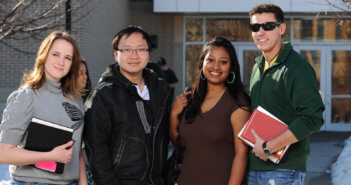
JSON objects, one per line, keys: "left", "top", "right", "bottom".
{"left": 178, "top": 90, "right": 239, "bottom": 185}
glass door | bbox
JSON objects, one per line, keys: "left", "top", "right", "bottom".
{"left": 325, "top": 46, "right": 351, "bottom": 131}
{"left": 236, "top": 44, "right": 260, "bottom": 92}
{"left": 296, "top": 45, "right": 351, "bottom": 131}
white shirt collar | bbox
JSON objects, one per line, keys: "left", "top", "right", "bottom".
{"left": 134, "top": 84, "right": 150, "bottom": 100}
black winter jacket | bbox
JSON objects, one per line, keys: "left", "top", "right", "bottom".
{"left": 84, "top": 63, "right": 171, "bottom": 185}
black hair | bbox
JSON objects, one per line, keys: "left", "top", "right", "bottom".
{"left": 112, "top": 26, "right": 152, "bottom": 52}
{"left": 156, "top": 57, "right": 167, "bottom": 66}
{"left": 80, "top": 60, "right": 92, "bottom": 101}
{"left": 184, "top": 37, "right": 250, "bottom": 124}
{"left": 249, "top": 3, "right": 284, "bottom": 23}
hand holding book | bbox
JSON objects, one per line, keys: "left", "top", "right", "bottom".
{"left": 49, "top": 140, "right": 74, "bottom": 164}
{"left": 251, "top": 129, "right": 271, "bottom": 162}
{"left": 238, "top": 106, "right": 290, "bottom": 164}
{"left": 24, "top": 118, "right": 75, "bottom": 173}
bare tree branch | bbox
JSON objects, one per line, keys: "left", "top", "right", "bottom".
{"left": 0, "top": 0, "right": 93, "bottom": 54}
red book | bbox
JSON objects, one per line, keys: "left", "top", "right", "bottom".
{"left": 238, "top": 106, "right": 290, "bottom": 164}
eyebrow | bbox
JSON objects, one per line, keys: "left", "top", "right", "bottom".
{"left": 119, "top": 44, "right": 147, "bottom": 48}
{"left": 208, "top": 54, "right": 229, "bottom": 59}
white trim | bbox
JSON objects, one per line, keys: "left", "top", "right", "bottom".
{"left": 31, "top": 118, "right": 73, "bottom": 132}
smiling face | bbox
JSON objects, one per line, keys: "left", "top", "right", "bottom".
{"left": 44, "top": 39, "right": 73, "bottom": 82}
{"left": 202, "top": 46, "right": 231, "bottom": 86}
{"left": 113, "top": 32, "right": 150, "bottom": 80}
{"left": 251, "top": 12, "right": 286, "bottom": 60}
{"left": 78, "top": 62, "right": 87, "bottom": 90}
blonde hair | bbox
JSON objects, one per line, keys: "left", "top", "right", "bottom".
{"left": 21, "top": 31, "right": 82, "bottom": 101}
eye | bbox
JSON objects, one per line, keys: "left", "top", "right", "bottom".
{"left": 137, "top": 49, "right": 147, "bottom": 52}
{"left": 53, "top": 53, "right": 59, "bottom": 56}
{"left": 65, "top": 56, "right": 72, "bottom": 61}
{"left": 206, "top": 58, "right": 214, "bottom": 62}
{"left": 221, "top": 60, "right": 228, "bottom": 64}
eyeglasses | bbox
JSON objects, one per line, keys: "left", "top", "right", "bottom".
{"left": 117, "top": 48, "right": 149, "bottom": 55}
{"left": 249, "top": 22, "right": 282, "bottom": 32}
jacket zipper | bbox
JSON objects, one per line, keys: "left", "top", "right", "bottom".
{"left": 114, "top": 139, "right": 127, "bottom": 168}
{"left": 149, "top": 87, "right": 171, "bottom": 185}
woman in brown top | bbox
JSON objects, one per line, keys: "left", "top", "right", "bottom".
{"left": 170, "top": 37, "right": 250, "bottom": 185}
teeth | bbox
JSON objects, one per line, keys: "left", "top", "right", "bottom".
{"left": 258, "top": 39, "right": 267, "bottom": 42}
{"left": 210, "top": 72, "right": 220, "bottom": 75}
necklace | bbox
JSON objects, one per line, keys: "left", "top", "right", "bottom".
{"left": 265, "top": 45, "right": 284, "bottom": 68}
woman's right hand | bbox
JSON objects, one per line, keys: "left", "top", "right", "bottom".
{"left": 49, "top": 140, "right": 74, "bottom": 164}
{"left": 171, "top": 91, "right": 192, "bottom": 117}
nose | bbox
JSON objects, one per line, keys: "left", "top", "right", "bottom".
{"left": 257, "top": 26, "right": 265, "bottom": 35}
{"left": 58, "top": 57, "right": 65, "bottom": 66}
{"left": 213, "top": 60, "right": 220, "bottom": 69}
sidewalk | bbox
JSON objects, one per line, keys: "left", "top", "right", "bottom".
{"left": 305, "top": 131, "right": 351, "bottom": 185}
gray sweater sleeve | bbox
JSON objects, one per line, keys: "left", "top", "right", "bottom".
{"left": 0, "top": 87, "right": 34, "bottom": 145}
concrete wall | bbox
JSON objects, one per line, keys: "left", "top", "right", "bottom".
{"left": 154, "top": 0, "right": 343, "bottom": 13}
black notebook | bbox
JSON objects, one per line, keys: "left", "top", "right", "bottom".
{"left": 24, "top": 118, "right": 73, "bottom": 174}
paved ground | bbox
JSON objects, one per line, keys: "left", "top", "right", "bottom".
{"left": 304, "top": 131, "right": 351, "bottom": 185}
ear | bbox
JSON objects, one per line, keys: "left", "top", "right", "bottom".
{"left": 113, "top": 50, "right": 118, "bottom": 62}
{"left": 280, "top": 22, "right": 287, "bottom": 36}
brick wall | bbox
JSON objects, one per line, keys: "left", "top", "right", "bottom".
{"left": 77, "top": 0, "right": 129, "bottom": 85}
{"left": 0, "top": 0, "right": 81, "bottom": 89}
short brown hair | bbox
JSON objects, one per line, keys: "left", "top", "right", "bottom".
{"left": 21, "top": 31, "right": 82, "bottom": 101}
{"left": 249, "top": 3, "right": 284, "bottom": 23}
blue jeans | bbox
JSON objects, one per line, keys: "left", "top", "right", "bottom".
{"left": 248, "top": 170, "right": 305, "bottom": 185}
{"left": 11, "top": 179, "right": 76, "bottom": 185}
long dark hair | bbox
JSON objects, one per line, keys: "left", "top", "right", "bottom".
{"left": 80, "top": 60, "right": 92, "bottom": 101}
{"left": 184, "top": 37, "right": 250, "bottom": 123}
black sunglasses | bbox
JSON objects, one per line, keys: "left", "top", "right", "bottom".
{"left": 249, "top": 22, "right": 282, "bottom": 32}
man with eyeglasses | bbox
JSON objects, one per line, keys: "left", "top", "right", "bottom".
{"left": 84, "top": 26, "right": 171, "bottom": 185}
{"left": 247, "top": 4, "right": 325, "bottom": 185}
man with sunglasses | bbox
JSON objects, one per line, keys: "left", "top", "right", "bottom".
{"left": 84, "top": 26, "right": 171, "bottom": 185}
{"left": 247, "top": 4, "right": 325, "bottom": 185}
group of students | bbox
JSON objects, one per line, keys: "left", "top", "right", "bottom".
{"left": 0, "top": 3, "right": 324, "bottom": 185}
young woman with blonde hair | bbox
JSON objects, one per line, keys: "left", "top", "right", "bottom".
{"left": 0, "top": 31, "right": 87, "bottom": 185}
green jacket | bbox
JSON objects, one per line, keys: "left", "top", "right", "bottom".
{"left": 248, "top": 42, "right": 325, "bottom": 172}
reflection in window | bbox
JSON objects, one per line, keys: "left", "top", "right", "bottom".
{"left": 205, "top": 19, "right": 291, "bottom": 42}
{"left": 300, "top": 50, "right": 321, "bottom": 89}
{"left": 294, "top": 19, "right": 351, "bottom": 41}
{"left": 206, "top": 19, "right": 252, "bottom": 42}
{"left": 282, "top": 20, "right": 291, "bottom": 42}
{"left": 186, "top": 19, "right": 203, "bottom": 42}
{"left": 332, "top": 50, "right": 351, "bottom": 94}
{"left": 332, "top": 98, "right": 351, "bottom": 123}
{"left": 243, "top": 50, "right": 261, "bottom": 92}
{"left": 186, "top": 45, "right": 203, "bottom": 86}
